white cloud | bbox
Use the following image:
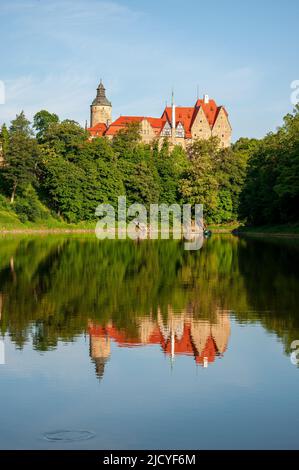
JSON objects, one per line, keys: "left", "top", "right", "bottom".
{"left": 2, "top": 74, "right": 93, "bottom": 124}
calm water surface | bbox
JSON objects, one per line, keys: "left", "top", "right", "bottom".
{"left": 0, "top": 234, "right": 299, "bottom": 449}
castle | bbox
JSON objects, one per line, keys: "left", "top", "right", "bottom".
{"left": 88, "top": 307, "right": 231, "bottom": 379}
{"left": 88, "top": 81, "right": 232, "bottom": 148}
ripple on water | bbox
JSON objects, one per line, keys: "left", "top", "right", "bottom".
{"left": 43, "top": 430, "right": 96, "bottom": 442}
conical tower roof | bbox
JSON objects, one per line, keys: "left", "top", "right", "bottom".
{"left": 92, "top": 80, "right": 111, "bottom": 106}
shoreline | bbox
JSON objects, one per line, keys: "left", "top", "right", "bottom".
{"left": 236, "top": 231, "right": 299, "bottom": 239}
{"left": 0, "top": 227, "right": 233, "bottom": 236}
{"left": 1, "top": 225, "right": 299, "bottom": 237}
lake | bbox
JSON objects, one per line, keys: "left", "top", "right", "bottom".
{"left": 0, "top": 234, "right": 298, "bottom": 449}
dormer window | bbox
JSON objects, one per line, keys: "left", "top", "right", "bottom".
{"left": 176, "top": 122, "right": 185, "bottom": 138}
{"left": 161, "top": 121, "right": 171, "bottom": 136}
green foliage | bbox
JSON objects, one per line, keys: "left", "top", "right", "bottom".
{"left": 1, "top": 112, "right": 39, "bottom": 203}
{"left": 39, "top": 150, "right": 85, "bottom": 223}
{"left": 180, "top": 139, "right": 218, "bottom": 222}
{"left": 14, "top": 186, "right": 49, "bottom": 222}
{"left": 112, "top": 122, "right": 141, "bottom": 157}
{"left": 179, "top": 137, "right": 248, "bottom": 223}
{"left": 0, "top": 123, "right": 9, "bottom": 157}
{"left": 154, "top": 144, "right": 188, "bottom": 205}
{"left": 41, "top": 119, "right": 87, "bottom": 158}
{"left": 119, "top": 143, "right": 160, "bottom": 207}
{"left": 240, "top": 105, "right": 299, "bottom": 225}
{"left": 214, "top": 146, "right": 248, "bottom": 222}
{"left": 0, "top": 193, "right": 11, "bottom": 211}
{"left": 1, "top": 105, "right": 298, "bottom": 227}
{"left": 33, "top": 110, "right": 59, "bottom": 142}
{"left": 0, "top": 112, "right": 249, "bottom": 225}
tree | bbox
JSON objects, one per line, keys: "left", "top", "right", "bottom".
{"left": 73, "top": 137, "right": 125, "bottom": 218}
{"left": 274, "top": 106, "right": 299, "bottom": 221}
{"left": 154, "top": 144, "right": 188, "bottom": 205}
{"left": 41, "top": 119, "right": 87, "bottom": 159}
{"left": 239, "top": 105, "right": 299, "bottom": 225}
{"left": 213, "top": 146, "right": 248, "bottom": 222}
{"left": 180, "top": 138, "right": 219, "bottom": 223}
{"left": 1, "top": 112, "right": 38, "bottom": 203}
{"left": 39, "top": 149, "right": 85, "bottom": 222}
{"left": 112, "top": 122, "right": 141, "bottom": 158}
{"left": 0, "top": 124, "right": 9, "bottom": 159}
{"left": 33, "top": 110, "right": 59, "bottom": 142}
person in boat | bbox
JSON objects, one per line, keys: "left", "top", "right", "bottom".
{"left": 202, "top": 219, "right": 212, "bottom": 237}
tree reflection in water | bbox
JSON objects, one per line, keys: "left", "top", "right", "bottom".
{"left": 0, "top": 235, "right": 299, "bottom": 379}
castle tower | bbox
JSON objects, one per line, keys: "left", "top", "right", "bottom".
{"left": 90, "top": 80, "right": 112, "bottom": 128}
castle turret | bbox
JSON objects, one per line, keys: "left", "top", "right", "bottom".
{"left": 90, "top": 80, "right": 112, "bottom": 128}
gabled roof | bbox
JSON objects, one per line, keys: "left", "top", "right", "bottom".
{"left": 160, "top": 99, "right": 228, "bottom": 138}
{"left": 161, "top": 107, "right": 194, "bottom": 138}
{"left": 194, "top": 98, "right": 219, "bottom": 127}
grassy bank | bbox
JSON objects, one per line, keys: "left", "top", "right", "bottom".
{"left": 236, "top": 224, "right": 299, "bottom": 237}
{"left": 0, "top": 206, "right": 240, "bottom": 234}
{"left": 4, "top": 205, "right": 297, "bottom": 237}
{"left": 206, "top": 222, "right": 239, "bottom": 233}
{"left": 0, "top": 207, "right": 96, "bottom": 232}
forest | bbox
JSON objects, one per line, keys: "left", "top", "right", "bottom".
{"left": 0, "top": 105, "right": 298, "bottom": 227}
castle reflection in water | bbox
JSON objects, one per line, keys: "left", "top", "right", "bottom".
{"left": 88, "top": 308, "right": 231, "bottom": 379}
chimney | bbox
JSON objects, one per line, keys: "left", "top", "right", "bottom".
{"left": 203, "top": 94, "right": 209, "bottom": 104}
{"left": 171, "top": 90, "right": 176, "bottom": 131}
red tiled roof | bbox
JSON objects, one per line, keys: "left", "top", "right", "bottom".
{"left": 105, "top": 116, "right": 164, "bottom": 137}
{"left": 162, "top": 325, "right": 194, "bottom": 356}
{"left": 161, "top": 107, "right": 194, "bottom": 138}
{"left": 87, "top": 98, "right": 228, "bottom": 139}
{"left": 105, "top": 116, "right": 143, "bottom": 136}
{"left": 88, "top": 321, "right": 223, "bottom": 366}
{"left": 146, "top": 117, "right": 164, "bottom": 128}
{"left": 160, "top": 99, "right": 227, "bottom": 138}
{"left": 194, "top": 98, "right": 219, "bottom": 127}
{"left": 106, "top": 324, "right": 141, "bottom": 347}
{"left": 87, "top": 122, "right": 107, "bottom": 137}
{"left": 88, "top": 325, "right": 107, "bottom": 336}
{"left": 195, "top": 336, "right": 217, "bottom": 365}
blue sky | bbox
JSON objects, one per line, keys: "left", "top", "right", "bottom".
{"left": 0, "top": 0, "right": 298, "bottom": 140}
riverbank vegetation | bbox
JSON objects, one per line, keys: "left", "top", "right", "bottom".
{"left": 0, "top": 105, "right": 298, "bottom": 231}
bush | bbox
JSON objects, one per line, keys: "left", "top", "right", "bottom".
{"left": 0, "top": 194, "right": 11, "bottom": 211}
{"left": 14, "top": 186, "right": 50, "bottom": 222}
